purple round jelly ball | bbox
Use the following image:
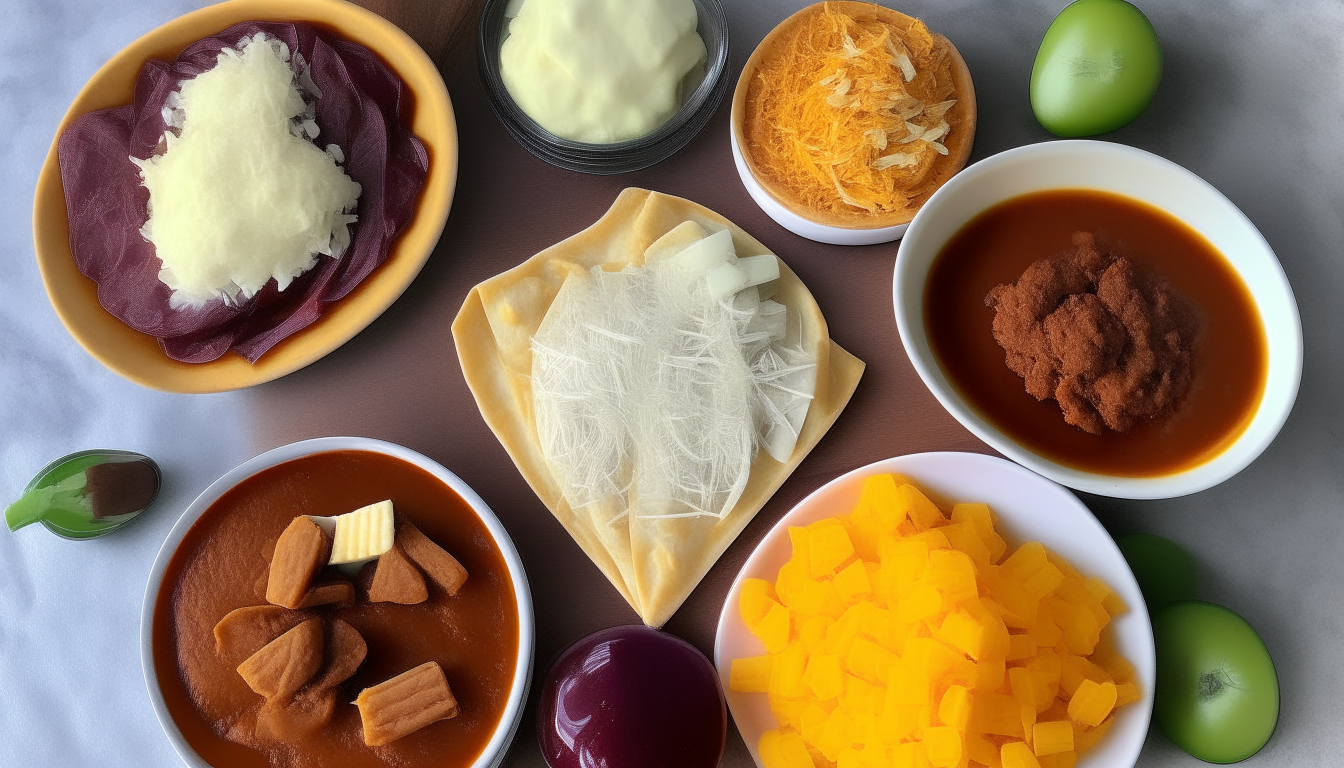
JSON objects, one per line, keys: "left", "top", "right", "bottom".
{"left": 537, "top": 625, "right": 726, "bottom": 768}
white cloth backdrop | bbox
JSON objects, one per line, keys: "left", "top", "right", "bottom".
{"left": 5, "top": 0, "right": 1344, "bottom": 766}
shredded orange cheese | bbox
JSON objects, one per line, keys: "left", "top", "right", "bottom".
{"left": 745, "top": 3, "right": 958, "bottom": 221}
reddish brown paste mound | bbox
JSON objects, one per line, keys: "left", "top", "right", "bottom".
{"left": 984, "top": 232, "right": 1202, "bottom": 435}
{"left": 58, "top": 22, "right": 428, "bottom": 363}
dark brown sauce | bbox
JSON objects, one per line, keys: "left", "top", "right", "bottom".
{"left": 152, "top": 450, "right": 519, "bottom": 768}
{"left": 924, "top": 189, "right": 1267, "bottom": 477}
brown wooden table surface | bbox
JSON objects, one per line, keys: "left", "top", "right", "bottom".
{"left": 250, "top": 2, "right": 988, "bottom": 765}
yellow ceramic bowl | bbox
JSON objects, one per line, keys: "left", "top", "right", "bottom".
{"left": 32, "top": 0, "right": 456, "bottom": 393}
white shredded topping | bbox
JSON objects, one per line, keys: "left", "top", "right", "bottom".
{"left": 925, "top": 98, "right": 957, "bottom": 119}
{"left": 531, "top": 230, "right": 816, "bottom": 522}
{"left": 892, "top": 53, "right": 916, "bottom": 82}
{"left": 135, "top": 33, "right": 359, "bottom": 307}
{"left": 873, "top": 152, "right": 918, "bottom": 170}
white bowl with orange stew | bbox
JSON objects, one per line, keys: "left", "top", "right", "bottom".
{"left": 894, "top": 140, "right": 1302, "bottom": 499}
{"left": 140, "top": 436, "right": 534, "bottom": 768}
{"left": 714, "top": 452, "right": 1154, "bottom": 768}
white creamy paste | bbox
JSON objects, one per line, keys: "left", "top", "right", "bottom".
{"left": 500, "top": 0, "right": 707, "bottom": 144}
{"left": 134, "top": 34, "right": 361, "bottom": 308}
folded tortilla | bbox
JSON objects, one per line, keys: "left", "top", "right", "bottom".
{"left": 452, "top": 188, "right": 864, "bottom": 627}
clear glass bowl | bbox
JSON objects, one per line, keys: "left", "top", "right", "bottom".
{"left": 478, "top": 0, "right": 730, "bottom": 175}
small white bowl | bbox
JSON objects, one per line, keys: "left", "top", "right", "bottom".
{"left": 728, "top": 128, "right": 908, "bottom": 246}
{"left": 714, "top": 452, "right": 1154, "bottom": 768}
{"left": 893, "top": 140, "right": 1302, "bottom": 499}
{"left": 140, "top": 437, "right": 534, "bottom": 768}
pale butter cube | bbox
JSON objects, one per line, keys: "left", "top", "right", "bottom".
{"left": 327, "top": 500, "right": 395, "bottom": 566}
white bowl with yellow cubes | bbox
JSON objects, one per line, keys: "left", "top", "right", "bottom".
{"left": 713, "top": 452, "right": 1154, "bottom": 768}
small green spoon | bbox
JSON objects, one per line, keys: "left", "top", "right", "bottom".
{"left": 5, "top": 450, "right": 161, "bottom": 539}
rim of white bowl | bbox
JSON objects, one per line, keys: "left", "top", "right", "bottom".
{"left": 139, "top": 436, "right": 535, "bottom": 768}
{"left": 729, "top": 124, "right": 909, "bottom": 246}
{"left": 893, "top": 139, "right": 1303, "bottom": 500}
{"left": 713, "top": 452, "right": 1154, "bottom": 768}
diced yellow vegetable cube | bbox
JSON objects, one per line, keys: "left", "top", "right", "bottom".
{"left": 1095, "top": 644, "right": 1136, "bottom": 684}
{"left": 795, "top": 577, "right": 844, "bottom": 618}
{"left": 1008, "top": 666, "right": 1036, "bottom": 711}
{"left": 1115, "top": 681, "right": 1140, "bottom": 707}
{"left": 806, "top": 652, "right": 845, "bottom": 701}
{"left": 730, "top": 655, "right": 774, "bottom": 692}
{"left": 1033, "top": 721, "right": 1074, "bottom": 756}
{"left": 896, "top": 484, "right": 945, "bottom": 531}
{"left": 801, "top": 700, "right": 830, "bottom": 749}
{"left": 924, "top": 726, "right": 962, "bottom": 767}
{"left": 1067, "top": 679, "right": 1117, "bottom": 727}
{"left": 967, "top": 599, "right": 1012, "bottom": 660}
{"left": 984, "top": 571, "right": 1040, "bottom": 628}
{"left": 809, "top": 520, "right": 856, "bottom": 578}
{"left": 761, "top": 729, "right": 816, "bottom": 768}
{"left": 1001, "top": 741, "right": 1042, "bottom": 768}
{"left": 790, "top": 526, "right": 812, "bottom": 565}
{"left": 897, "top": 583, "right": 944, "bottom": 624}
{"left": 902, "top": 637, "right": 962, "bottom": 680}
{"left": 845, "top": 636, "right": 893, "bottom": 685}
{"left": 1045, "top": 598, "right": 1101, "bottom": 656}
{"left": 741, "top": 578, "right": 778, "bottom": 628}
{"left": 1008, "top": 633, "right": 1037, "bottom": 661}
{"left": 971, "top": 693, "right": 1025, "bottom": 738}
{"left": 975, "top": 657, "right": 1006, "bottom": 692}
{"left": 889, "top": 741, "right": 919, "bottom": 768}
{"left": 834, "top": 560, "right": 872, "bottom": 602}
{"left": 886, "top": 657, "right": 930, "bottom": 702}
{"left": 966, "top": 732, "right": 1001, "bottom": 768}
{"left": 843, "top": 673, "right": 882, "bottom": 714}
{"left": 937, "top": 610, "right": 987, "bottom": 660}
{"left": 800, "top": 614, "right": 829, "bottom": 652}
{"left": 818, "top": 707, "right": 849, "bottom": 762}
{"left": 1028, "top": 615, "right": 1063, "bottom": 648}
{"left": 880, "top": 539, "right": 929, "bottom": 599}
{"left": 908, "top": 528, "right": 952, "bottom": 550}
{"left": 1047, "top": 551, "right": 1083, "bottom": 581}
{"left": 1025, "top": 653, "right": 1062, "bottom": 712}
{"left": 1021, "top": 562, "right": 1066, "bottom": 602}
{"left": 854, "top": 603, "right": 893, "bottom": 647}
{"left": 942, "top": 521, "right": 993, "bottom": 568}
{"left": 857, "top": 473, "right": 904, "bottom": 531}
{"left": 823, "top": 605, "right": 863, "bottom": 659}
{"left": 1001, "top": 542, "right": 1048, "bottom": 582}
{"left": 1038, "top": 752, "right": 1077, "bottom": 768}
{"left": 951, "top": 502, "right": 1008, "bottom": 562}
{"left": 772, "top": 642, "right": 810, "bottom": 698}
{"left": 1021, "top": 701, "right": 1037, "bottom": 748}
{"left": 1073, "top": 713, "right": 1114, "bottom": 752}
{"left": 777, "top": 560, "right": 810, "bottom": 610}
{"left": 1060, "top": 655, "right": 1113, "bottom": 697}
{"left": 755, "top": 602, "right": 793, "bottom": 654}
{"left": 928, "top": 549, "right": 979, "bottom": 603}
{"left": 879, "top": 701, "right": 927, "bottom": 744}
{"left": 1084, "top": 575, "right": 1128, "bottom": 616}
{"left": 938, "top": 684, "right": 972, "bottom": 729}
{"left": 768, "top": 693, "right": 807, "bottom": 731}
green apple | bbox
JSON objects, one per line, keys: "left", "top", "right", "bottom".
{"left": 1030, "top": 0, "right": 1162, "bottom": 136}
{"left": 1118, "top": 533, "right": 1195, "bottom": 611}
{"left": 1153, "top": 601, "right": 1279, "bottom": 763}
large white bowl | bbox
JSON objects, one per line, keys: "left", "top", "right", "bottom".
{"left": 714, "top": 452, "right": 1155, "bottom": 768}
{"left": 893, "top": 140, "right": 1302, "bottom": 499}
{"left": 140, "top": 437, "right": 535, "bottom": 768}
